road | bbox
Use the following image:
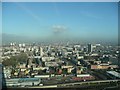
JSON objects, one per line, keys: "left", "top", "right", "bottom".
{"left": 57, "top": 79, "right": 120, "bottom": 87}
{"left": 21, "top": 79, "right": 120, "bottom": 88}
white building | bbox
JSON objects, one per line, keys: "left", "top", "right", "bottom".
{"left": 40, "top": 47, "right": 43, "bottom": 57}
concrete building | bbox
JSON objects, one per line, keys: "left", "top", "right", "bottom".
{"left": 4, "top": 78, "right": 41, "bottom": 87}
{"left": 88, "top": 43, "right": 92, "bottom": 53}
{"left": 40, "top": 47, "right": 43, "bottom": 57}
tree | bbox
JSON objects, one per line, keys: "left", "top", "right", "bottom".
{"left": 2, "top": 53, "right": 28, "bottom": 66}
{"left": 18, "top": 53, "right": 28, "bottom": 62}
{"left": 2, "top": 59, "right": 17, "bottom": 66}
{"left": 62, "top": 68, "right": 67, "bottom": 74}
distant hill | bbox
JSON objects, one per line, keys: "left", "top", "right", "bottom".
{"left": 2, "top": 33, "right": 34, "bottom": 44}
{"left": 1, "top": 33, "right": 118, "bottom": 45}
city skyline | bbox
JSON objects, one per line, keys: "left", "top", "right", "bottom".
{"left": 2, "top": 2, "right": 118, "bottom": 44}
{"left": 1, "top": 1, "right": 120, "bottom": 89}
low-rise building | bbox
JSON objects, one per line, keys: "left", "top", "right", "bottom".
{"left": 34, "top": 75, "right": 50, "bottom": 78}
{"left": 4, "top": 78, "right": 41, "bottom": 87}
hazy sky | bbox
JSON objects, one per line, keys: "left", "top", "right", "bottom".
{"left": 2, "top": 2, "right": 118, "bottom": 43}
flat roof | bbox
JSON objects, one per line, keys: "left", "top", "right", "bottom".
{"left": 107, "top": 71, "right": 120, "bottom": 78}
{"left": 19, "top": 78, "right": 40, "bottom": 81}
{"left": 6, "top": 78, "right": 40, "bottom": 82}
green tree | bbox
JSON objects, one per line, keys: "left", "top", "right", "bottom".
{"left": 17, "top": 53, "right": 28, "bottom": 63}
{"left": 2, "top": 59, "right": 17, "bottom": 66}
{"left": 2, "top": 53, "right": 28, "bottom": 66}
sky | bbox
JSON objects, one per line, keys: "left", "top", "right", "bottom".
{"left": 0, "top": 2, "right": 2, "bottom": 46}
{"left": 2, "top": 2, "right": 118, "bottom": 43}
{"left": 2, "top": 0, "right": 120, "bottom": 2}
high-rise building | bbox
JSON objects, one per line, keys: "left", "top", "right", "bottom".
{"left": 88, "top": 43, "right": 92, "bottom": 53}
{"left": 47, "top": 45, "right": 51, "bottom": 52}
{"left": 22, "top": 43, "right": 25, "bottom": 47}
{"left": 118, "top": 51, "right": 120, "bottom": 68}
{"left": 40, "top": 47, "right": 43, "bottom": 57}
{"left": 83, "top": 46, "right": 87, "bottom": 52}
{"left": 19, "top": 44, "right": 22, "bottom": 47}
